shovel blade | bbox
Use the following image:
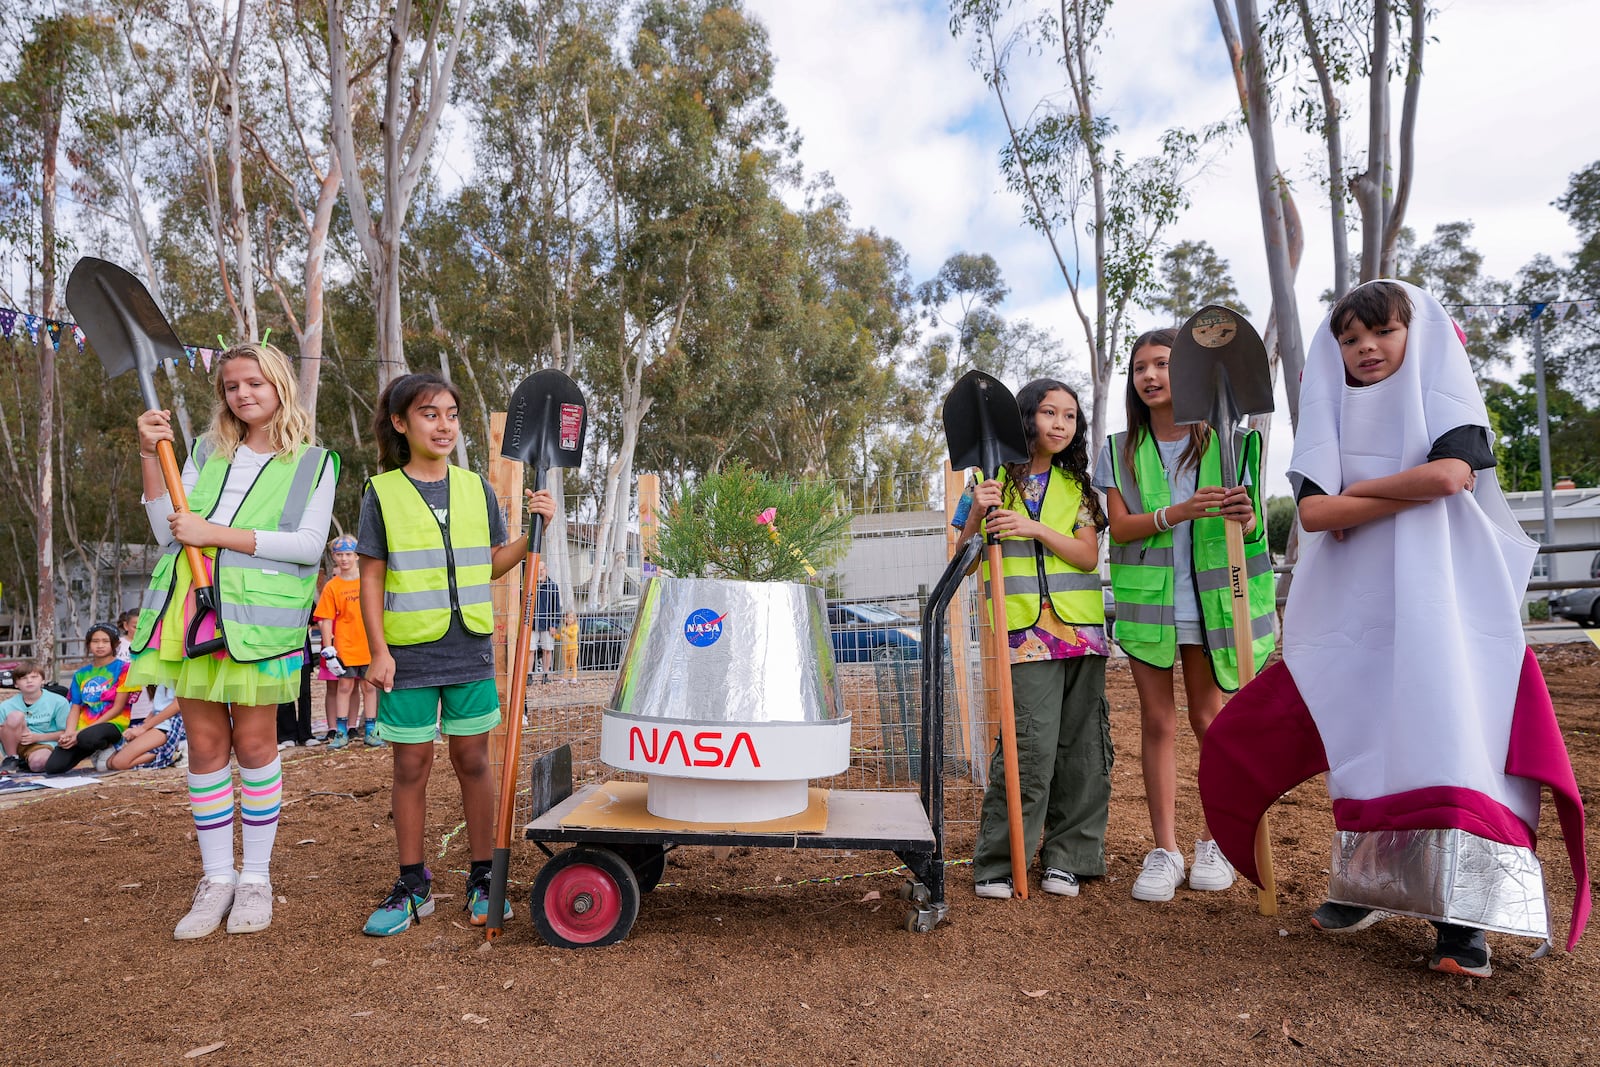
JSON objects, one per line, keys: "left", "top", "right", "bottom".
{"left": 941, "top": 370, "right": 1029, "bottom": 478}
{"left": 501, "top": 369, "right": 587, "bottom": 472}
{"left": 66, "top": 258, "right": 185, "bottom": 395}
{"left": 1169, "top": 305, "right": 1275, "bottom": 428}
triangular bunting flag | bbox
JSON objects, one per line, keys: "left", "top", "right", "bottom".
{"left": 73, "top": 325, "right": 85, "bottom": 351}
{"left": 45, "top": 321, "right": 62, "bottom": 349}
{"left": 21, "top": 313, "right": 37, "bottom": 339}
{"left": 0, "top": 308, "right": 13, "bottom": 339}
{"left": 184, "top": 345, "right": 197, "bottom": 369}
{"left": 200, "top": 348, "right": 214, "bottom": 371}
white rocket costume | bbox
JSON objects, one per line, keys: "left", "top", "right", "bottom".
{"left": 1199, "top": 281, "right": 1589, "bottom": 950}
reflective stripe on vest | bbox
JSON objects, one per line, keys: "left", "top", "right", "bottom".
{"left": 370, "top": 467, "right": 495, "bottom": 644}
{"left": 133, "top": 442, "right": 335, "bottom": 662}
{"left": 977, "top": 466, "right": 1105, "bottom": 629}
{"left": 1105, "top": 429, "right": 1276, "bottom": 689}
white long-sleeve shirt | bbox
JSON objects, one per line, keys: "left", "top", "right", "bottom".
{"left": 142, "top": 444, "right": 336, "bottom": 567}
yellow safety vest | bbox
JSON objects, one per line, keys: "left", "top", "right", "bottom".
{"left": 369, "top": 467, "right": 495, "bottom": 644}
{"left": 978, "top": 466, "right": 1104, "bottom": 629}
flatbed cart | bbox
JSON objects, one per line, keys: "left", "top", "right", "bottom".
{"left": 518, "top": 535, "right": 983, "bottom": 948}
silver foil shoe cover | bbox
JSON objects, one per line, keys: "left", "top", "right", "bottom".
{"left": 1327, "top": 827, "right": 1550, "bottom": 940}
{"left": 599, "top": 577, "right": 851, "bottom": 822}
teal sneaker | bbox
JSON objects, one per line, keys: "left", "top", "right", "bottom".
{"left": 466, "top": 871, "right": 512, "bottom": 927}
{"left": 363, "top": 876, "right": 433, "bottom": 936}
{"left": 328, "top": 730, "right": 350, "bottom": 750}
{"left": 364, "top": 730, "right": 386, "bottom": 748}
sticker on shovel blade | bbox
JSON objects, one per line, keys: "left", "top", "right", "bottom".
{"left": 1191, "top": 308, "right": 1238, "bottom": 349}
{"left": 559, "top": 404, "right": 584, "bottom": 451}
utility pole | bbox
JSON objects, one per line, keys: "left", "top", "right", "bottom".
{"left": 1530, "top": 303, "right": 1556, "bottom": 610}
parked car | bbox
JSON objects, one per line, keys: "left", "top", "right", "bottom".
{"left": 1549, "top": 552, "right": 1600, "bottom": 626}
{"left": 577, "top": 608, "right": 636, "bottom": 671}
{"left": 828, "top": 602, "right": 922, "bottom": 663}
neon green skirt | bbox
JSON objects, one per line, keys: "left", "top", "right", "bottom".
{"left": 125, "top": 550, "right": 305, "bottom": 708}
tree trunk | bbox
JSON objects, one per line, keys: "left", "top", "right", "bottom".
{"left": 36, "top": 80, "right": 61, "bottom": 675}
{"left": 1354, "top": 0, "right": 1389, "bottom": 283}
{"left": 1379, "top": 0, "right": 1424, "bottom": 277}
{"left": 1294, "top": 0, "right": 1350, "bottom": 298}
{"left": 1216, "top": 0, "right": 1305, "bottom": 426}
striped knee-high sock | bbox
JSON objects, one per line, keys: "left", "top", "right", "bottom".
{"left": 238, "top": 757, "right": 282, "bottom": 884}
{"left": 187, "top": 765, "right": 236, "bottom": 881}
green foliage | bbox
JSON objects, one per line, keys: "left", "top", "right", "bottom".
{"left": 1527, "top": 598, "right": 1550, "bottom": 622}
{"left": 1265, "top": 495, "right": 1296, "bottom": 557}
{"left": 1143, "top": 240, "right": 1249, "bottom": 324}
{"left": 652, "top": 462, "right": 851, "bottom": 582}
{"left": 1483, "top": 375, "right": 1600, "bottom": 491}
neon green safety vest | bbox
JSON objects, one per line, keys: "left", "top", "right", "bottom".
{"left": 1106, "top": 429, "right": 1276, "bottom": 690}
{"left": 369, "top": 467, "right": 495, "bottom": 645}
{"left": 978, "top": 466, "right": 1105, "bottom": 630}
{"left": 134, "top": 441, "right": 336, "bottom": 663}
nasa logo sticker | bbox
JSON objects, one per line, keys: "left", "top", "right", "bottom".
{"left": 683, "top": 608, "right": 728, "bottom": 647}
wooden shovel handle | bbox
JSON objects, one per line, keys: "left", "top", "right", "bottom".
{"left": 1223, "top": 517, "right": 1276, "bottom": 916}
{"left": 487, "top": 547, "right": 539, "bottom": 940}
{"left": 986, "top": 542, "right": 1028, "bottom": 900}
{"left": 156, "top": 438, "right": 216, "bottom": 595}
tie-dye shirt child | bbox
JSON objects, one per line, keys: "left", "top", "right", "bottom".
{"left": 952, "top": 472, "right": 1110, "bottom": 665}
{"left": 70, "top": 658, "right": 132, "bottom": 729}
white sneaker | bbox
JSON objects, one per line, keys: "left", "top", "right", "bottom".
{"left": 175, "top": 874, "right": 237, "bottom": 940}
{"left": 92, "top": 747, "right": 115, "bottom": 772}
{"left": 226, "top": 879, "right": 274, "bottom": 934}
{"left": 1131, "top": 848, "right": 1186, "bottom": 902}
{"left": 974, "top": 878, "right": 1014, "bottom": 900}
{"left": 1189, "top": 839, "right": 1235, "bottom": 891}
{"left": 277, "top": 739, "right": 296, "bottom": 751}
{"left": 1041, "top": 868, "right": 1080, "bottom": 897}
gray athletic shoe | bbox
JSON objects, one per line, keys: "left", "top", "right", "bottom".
{"left": 174, "top": 875, "right": 237, "bottom": 940}
{"left": 226, "top": 880, "right": 274, "bottom": 934}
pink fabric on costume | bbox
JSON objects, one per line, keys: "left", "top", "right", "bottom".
{"left": 1198, "top": 652, "right": 1590, "bottom": 951}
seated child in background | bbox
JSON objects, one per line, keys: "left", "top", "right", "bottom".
{"left": 0, "top": 663, "right": 71, "bottom": 773}
{"left": 47, "top": 624, "right": 132, "bottom": 774}
{"left": 561, "top": 611, "right": 580, "bottom": 682}
{"left": 108, "top": 686, "right": 186, "bottom": 771}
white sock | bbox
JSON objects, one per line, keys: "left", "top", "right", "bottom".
{"left": 237, "top": 757, "right": 282, "bottom": 885}
{"left": 186, "top": 765, "right": 236, "bottom": 881}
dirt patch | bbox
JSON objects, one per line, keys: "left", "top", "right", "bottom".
{"left": 3, "top": 647, "right": 1597, "bottom": 1066}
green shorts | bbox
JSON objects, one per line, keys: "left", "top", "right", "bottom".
{"left": 377, "top": 678, "right": 501, "bottom": 744}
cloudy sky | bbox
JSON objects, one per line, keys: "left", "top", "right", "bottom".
{"left": 743, "top": 0, "right": 1599, "bottom": 492}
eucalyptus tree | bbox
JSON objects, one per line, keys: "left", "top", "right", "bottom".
{"left": 951, "top": 0, "right": 1212, "bottom": 449}
{"left": 328, "top": 0, "right": 472, "bottom": 389}
{"left": 577, "top": 0, "right": 795, "bottom": 604}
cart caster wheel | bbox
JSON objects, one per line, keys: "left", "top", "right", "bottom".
{"left": 904, "top": 902, "right": 948, "bottom": 935}
{"left": 610, "top": 843, "right": 669, "bottom": 893}
{"left": 530, "top": 846, "right": 640, "bottom": 949}
{"left": 897, "top": 879, "right": 930, "bottom": 905}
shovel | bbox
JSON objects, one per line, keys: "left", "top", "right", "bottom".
{"left": 941, "top": 370, "right": 1031, "bottom": 899}
{"left": 486, "top": 368, "right": 587, "bottom": 940}
{"left": 66, "top": 257, "right": 226, "bottom": 658}
{"left": 1169, "top": 304, "right": 1278, "bottom": 915}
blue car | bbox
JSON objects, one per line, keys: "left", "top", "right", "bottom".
{"left": 828, "top": 602, "right": 922, "bottom": 663}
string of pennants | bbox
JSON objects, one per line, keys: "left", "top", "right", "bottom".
{"left": 1445, "top": 299, "right": 1598, "bottom": 324}
{"left": 0, "top": 306, "right": 225, "bottom": 369}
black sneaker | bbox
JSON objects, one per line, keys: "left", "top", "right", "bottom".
{"left": 974, "top": 878, "right": 1013, "bottom": 900}
{"left": 0, "top": 755, "right": 21, "bottom": 774}
{"left": 1429, "top": 924, "right": 1492, "bottom": 977}
{"left": 1311, "top": 901, "right": 1387, "bottom": 933}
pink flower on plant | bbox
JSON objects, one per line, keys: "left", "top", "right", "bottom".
{"left": 755, "top": 507, "right": 777, "bottom": 526}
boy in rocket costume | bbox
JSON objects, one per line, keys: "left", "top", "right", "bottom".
{"left": 1199, "top": 280, "right": 1588, "bottom": 977}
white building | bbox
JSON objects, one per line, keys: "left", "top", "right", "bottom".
{"left": 1504, "top": 486, "right": 1600, "bottom": 598}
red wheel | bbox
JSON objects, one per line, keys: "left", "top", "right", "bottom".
{"left": 531, "top": 846, "right": 640, "bottom": 948}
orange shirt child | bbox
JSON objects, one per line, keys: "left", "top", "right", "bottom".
{"left": 313, "top": 574, "right": 372, "bottom": 667}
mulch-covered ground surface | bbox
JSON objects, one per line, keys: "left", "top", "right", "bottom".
{"left": 3, "top": 644, "right": 1596, "bottom": 1066}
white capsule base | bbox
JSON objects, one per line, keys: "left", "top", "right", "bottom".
{"left": 645, "top": 776, "right": 809, "bottom": 823}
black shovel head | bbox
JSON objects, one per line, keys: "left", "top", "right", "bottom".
{"left": 941, "top": 370, "right": 1029, "bottom": 479}
{"left": 66, "top": 257, "right": 185, "bottom": 410}
{"left": 502, "top": 368, "right": 587, "bottom": 473}
{"left": 1169, "top": 305, "right": 1275, "bottom": 428}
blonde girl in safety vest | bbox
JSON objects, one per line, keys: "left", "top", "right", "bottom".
{"left": 357, "top": 373, "right": 555, "bottom": 937}
{"left": 1093, "top": 328, "right": 1273, "bottom": 904}
{"left": 955, "top": 378, "right": 1112, "bottom": 901}
{"left": 131, "top": 343, "right": 337, "bottom": 940}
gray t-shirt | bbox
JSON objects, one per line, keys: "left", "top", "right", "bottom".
{"left": 1094, "top": 437, "right": 1203, "bottom": 625}
{"left": 357, "top": 471, "right": 508, "bottom": 689}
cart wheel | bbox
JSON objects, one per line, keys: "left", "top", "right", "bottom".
{"left": 610, "top": 843, "right": 669, "bottom": 893}
{"left": 530, "top": 846, "right": 640, "bottom": 949}
{"left": 896, "top": 879, "right": 930, "bottom": 905}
